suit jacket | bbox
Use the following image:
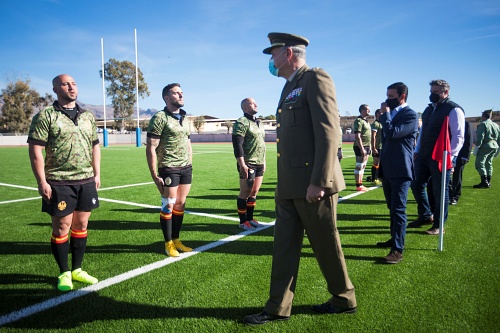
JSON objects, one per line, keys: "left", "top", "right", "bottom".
{"left": 275, "top": 65, "right": 345, "bottom": 199}
{"left": 379, "top": 106, "right": 418, "bottom": 179}
{"left": 458, "top": 121, "right": 472, "bottom": 160}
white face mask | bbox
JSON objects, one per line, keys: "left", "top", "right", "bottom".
{"left": 268, "top": 51, "right": 286, "bottom": 77}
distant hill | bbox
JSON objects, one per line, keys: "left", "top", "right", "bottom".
{"left": 0, "top": 97, "right": 159, "bottom": 119}
{"left": 77, "top": 101, "right": 159, "bottom": 120}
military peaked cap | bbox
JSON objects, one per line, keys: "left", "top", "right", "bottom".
{"left": 263, "top": 32, "right": 309, "bottom": 54}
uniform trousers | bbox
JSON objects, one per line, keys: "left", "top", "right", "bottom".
{"left": 475, "top": 147, "right": 496, "bottom": 177}
{"left": 264, "top": 192, "right": 356, "bottom": 317}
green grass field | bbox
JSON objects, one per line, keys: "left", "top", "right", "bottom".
{"left": 0, "top": 143, "right": 498, "bottom": 333}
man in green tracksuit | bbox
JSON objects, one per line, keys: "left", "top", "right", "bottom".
{"left": 473, "top": 110, "right": 500, "bottom": 188}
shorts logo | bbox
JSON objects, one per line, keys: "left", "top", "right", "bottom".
{"left": 165, "top": 177, "right": 172, "bottom": 186}
{"left": 58, "top": 201, "right": 67, "bottom": 211}
{"left": 92, "top": 198, "right": 96, "bottom": 205}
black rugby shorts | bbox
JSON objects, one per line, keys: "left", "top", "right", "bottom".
{"left": 42, "top": 182, "right": 99, "bottom": 216}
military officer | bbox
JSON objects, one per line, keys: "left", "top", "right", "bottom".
{"left": 473, "top": 110, "right": 500, "bottom": 188}
{"left": 244, "top": 32, "right": 356, "bottom": 326}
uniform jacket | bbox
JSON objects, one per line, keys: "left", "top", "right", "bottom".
{"left": 476, "top": 119, "right": 500, "bottom": 149}
{"left": 275, "top": 64, "right": 345, "bottom": 199}
{"left": 379, "top": 106, "right": 418, "bottom": 179}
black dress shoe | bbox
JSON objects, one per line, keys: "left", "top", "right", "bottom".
{"left": 376, "top": 239, "right": 393, "bottom": 248}
{"left": 243, "top": 311, "right": 289, "bottom": 325}
{"left": 407, "top": 215, "right": 434, "bottom": 228}
{"left": 312, "top": 302, "right": 357, "bottom": 314}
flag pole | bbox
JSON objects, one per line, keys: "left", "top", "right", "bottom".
{"left": 101, "top": 38, "right": 108, "bottom": 147}
{"left": 438, "top": 150, "right": 447, "bottom": 251}
{"left": 134, "top": 28, "right": 141, "bottom": 147}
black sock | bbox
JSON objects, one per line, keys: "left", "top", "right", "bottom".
{"left": 172, "top": 208, "right": 184, "bottom": 240}
{"left": 246, "top": 197, "right": 256, "bottom": 221}
{"left": 51, "top": 233, "right": 70, "bottom": 273}
{"left": 237, "top": 198, "right": 247, "bottom": 224}
{"left": 160, "top": 207, "right": 172, "bottom": 241}
{"left": 70, "top": 229, "right": 87, "bottom": 270}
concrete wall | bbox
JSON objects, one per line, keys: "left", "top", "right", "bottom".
{"left": 0, "top": 132, "right": 279, "bottom": 146}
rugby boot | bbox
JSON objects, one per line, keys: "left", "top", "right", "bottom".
{"left": 173, "top": 239, "right": 192, "bottom": 252}
{"left": 72, "top": 268, "right": 98, "bottom": 285}
{"left": 165, "top": 241, "right": 180, "bottom": 257}
{"left": 57, "top": 271, "right": 73, "bottom": 291}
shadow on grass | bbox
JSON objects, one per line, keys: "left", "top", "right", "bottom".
{"left": 0, "top": 274, "right": 63, "bottom": 316}
{"left": 2, "top": 293, "right": 335, "bottom": 330}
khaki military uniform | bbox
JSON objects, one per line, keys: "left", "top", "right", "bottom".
{"left": 475, "top": 119, "right": 500, "bottom": 177}
{"left": 264, "top": 65, "right": 356, "bottom": 317}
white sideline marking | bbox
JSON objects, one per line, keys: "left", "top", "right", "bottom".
{"left": 0, "top": 180, "right": 373, "bottom": 326}
{"left": 0, "top": 220, "right": 274, "bottom": 327}
{"left": 338, "top": 185, "right": 380, "bottom": 202}
{"left": 0, "top": 182, "right": 154, "bottom": 205}
{"left": 98, "top": 182, "right": 154, "bottom": 191}
{"left": 0, "top": 182, "right": 155, "bottom": 193}
{"left": 0, "top": 197, "right": 40, "bottom": 205}
{"left": 0, "top": 183, "right": 38, "bottom": 191}
{"left": 99, "top": 197, "right": 242, "bottom": 222}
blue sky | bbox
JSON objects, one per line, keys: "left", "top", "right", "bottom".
{"left": 1, "top": 0, "right": 499, "bottom": 119}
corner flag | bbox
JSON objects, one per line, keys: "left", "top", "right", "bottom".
{"left": 432, "top": 115, "right": 452, "bottom": 251}
{"left": 432, "top": 115, "right": 452, "bottom": 172}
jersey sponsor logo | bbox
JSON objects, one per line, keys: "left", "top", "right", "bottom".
{"left": 57, "top": 201, "right": 67, "bottom": 211}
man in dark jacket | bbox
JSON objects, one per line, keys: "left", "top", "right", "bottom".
{"left": 449, "top": 121, "right": 472, "bottom": 204}
{"left": 376, "top": 82, "right": 418, "bottom": 264}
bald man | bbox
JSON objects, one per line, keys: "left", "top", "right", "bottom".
{"left": 232, "top": 98, "right": 267, "bottom": 230}
{"left": 27, "top": 74, "right": 101, "bottom": 291}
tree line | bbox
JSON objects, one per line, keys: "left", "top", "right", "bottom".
{"left": 0, "top": 59, "right": 150, "bottom": 135}
{"left": 2, "top": 59, "right": 297, "bottom": 136}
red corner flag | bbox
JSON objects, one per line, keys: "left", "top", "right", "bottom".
{"left": 432, "top": 115, "right": 452, "bottom": 172}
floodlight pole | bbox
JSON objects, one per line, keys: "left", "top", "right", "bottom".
{"left": 101, "top": 38, "right": 108, "bottom": 147}
{"left": 134, "top": 29, "right": 141, "bottom": 147}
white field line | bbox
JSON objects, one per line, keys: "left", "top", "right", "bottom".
{"left": 99, "top": 197, "right": 242, "bottom": 222}
{"left": 0, "top": 183, "right": 38, "bottom": 191}
{"left": 0, "top": 197, "right": 40, "bottom": 205}
{"left": 338, "top": 185, "right": 380, "bottom": 202}
{"left": 0, "top": 180, "right": 376, "bottom": 326}
{"left": 0, "top": 182, "right": 154, "bottom": 205}
{"left": 0, "top": 217, "right": 273, "bottom": 326}
{"left": 0, "top": 182, "right": 154, "bottom": 193}
{"left": 98, "top": 182, "right": 154, "bottom": 191}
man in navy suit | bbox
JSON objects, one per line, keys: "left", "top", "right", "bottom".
{"left": 377, "top": 82, "right": 418, "bottom": 264}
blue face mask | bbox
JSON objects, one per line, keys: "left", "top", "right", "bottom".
{"left": 268, "top": 59, "right": 280, "bottom": 77}
{"left": 268, "top": 51, "right": 285, "bottom": 77}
